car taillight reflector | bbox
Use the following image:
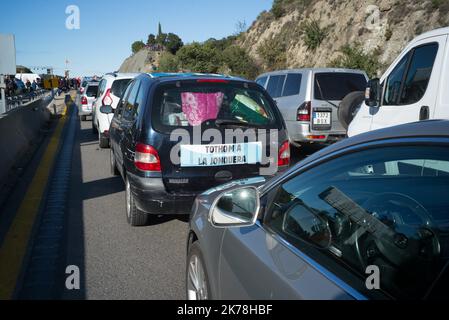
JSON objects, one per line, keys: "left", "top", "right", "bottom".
{"left": 278, "top": 141, "right": 290, "bottom": 167}
{"left": 307, "top": 135, "right": 326, "bottom": 140}
{"left": 134, "top": 143, "right": 161, "bottom": 172}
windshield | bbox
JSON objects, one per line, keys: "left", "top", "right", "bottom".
{"left": 314, "top": 72, "right": 367, "bottom": 101}
{"left": 152, "top": 82, "right": 277, "bottom": 132}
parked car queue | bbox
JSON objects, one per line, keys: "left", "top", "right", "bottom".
{"left": 74, "top": 26, "right": 449, "bottom": 300}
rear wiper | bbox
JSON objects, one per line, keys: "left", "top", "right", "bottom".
{"left": 315, "top": 79, "right": 339, "bottom": 108}
{"left": 215, "top": 119, "right": 251, "bottom": 127}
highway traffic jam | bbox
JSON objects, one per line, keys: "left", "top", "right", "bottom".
{"left": 1, "top": 20, "right": 449, "bottom": 302}
{"left": 72, "top": 27, "right": 449, "bottom": 300}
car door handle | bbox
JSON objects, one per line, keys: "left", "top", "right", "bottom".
{"left": 420, "top": 106, "right": 430, "bottom": 121}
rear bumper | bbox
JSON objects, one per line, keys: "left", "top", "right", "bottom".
{"left": 78, "top": 106, "right": 92, "bottom": 116}
{"left": 127, "top": 172, "right": 196, "bottom": 215}
{"left": 286, "top": 121, "right": 346, "bottom": 144}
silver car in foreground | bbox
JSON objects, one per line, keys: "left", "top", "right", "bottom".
{"left": 256, "top": 68, "right": 368, "bottom": 145}
{"left": 187, "top": 120, "right": 449, "bottom": 300}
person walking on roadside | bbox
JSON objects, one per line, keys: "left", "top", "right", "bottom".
{"left": 31, "top": 80, "right": 37, "bottom": 91}
{"left": 26, "top": 79, "right": 32, "bottom": 93}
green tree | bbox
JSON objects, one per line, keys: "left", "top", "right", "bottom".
{"left": 176, "top": 42, "right": 222, "bottom": 73}
{"left": 147, "top": 34, "right": 156, "bottom": 46}
{"left": 158, "top": 52, "right": 180, "bottom": 72}
{"left": 156, "top": 33, "right": 167, "bottom": 46}
{"left": 131, "top": 41, "right": 145, "bottom": 54}
{"left": 271, "top": 0, "right": 285, "bottom": 18}
{"left": 158, "top": 22, "right": 163, "bottom": 36}
{"left": 165, "top": 33, "right": 184, "bottom": 54}
{"left": 222, "top": 46, "right": 260, "bottom": 79}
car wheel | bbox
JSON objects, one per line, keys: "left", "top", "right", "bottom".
{"left": 125, "top": 177, "right": 148, "bottom": 227}
{"left": 110, "top": 149, "right": 119, "bottom": 176}
{"left": 338, "top": 91, "right": 365, "bottom": 130}
{"left": 99, "top": 131, "right": 109, "bottom": 149}
{"left": 186, "top": 242, "right": 211, "bottom": 300}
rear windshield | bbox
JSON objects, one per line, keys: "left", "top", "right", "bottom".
{"left": 86, "top": 85, "right": 99, "bottom": 97}
{"left": 152, "top": 82, "right": 278, "bottom": 132}
{"left": 314, "top": 72, "right": 367, "bottom": 101}
{"left": 111, "top": 79, "right": 132, "bottom": 98}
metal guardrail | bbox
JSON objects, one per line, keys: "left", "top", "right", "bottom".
{"left": 3, "top": 89, "right": 49, "bottom": 113}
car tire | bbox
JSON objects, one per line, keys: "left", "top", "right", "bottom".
{"left": 110, "top": 149, "right": 120, "bottom": 176}
{"left": 186, "top": 241, "right": 211, "bottom": 300}
{"left": 338, "top": 91, "right": 365, "bottom": 130}
{"left": 99, "top": 132, "right": 109, "bottom": 149}
{"left": 125, "top": 177, "right": 148, "bottom": 227}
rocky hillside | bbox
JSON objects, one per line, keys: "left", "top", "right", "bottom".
{"left": 240, "top": 0, "right": 449, "bottom": 76}
{"left": 118, "top": 48, "right": 163, "bottom": 73}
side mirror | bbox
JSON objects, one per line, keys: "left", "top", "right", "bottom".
{"left": 365, "top": 78, "right": 381, "bottom": 108}
{"left": 100, "top": 105, "right": 113, "bottom": 114}
{"left": 209, "top": 186, "right": 260, "bottom": 228}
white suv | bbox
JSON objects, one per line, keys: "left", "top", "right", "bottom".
{"left": 92, "top": 73, "right": 139, "bottom": 148}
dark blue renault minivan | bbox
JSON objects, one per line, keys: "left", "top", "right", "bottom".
{"left": 104, "top": 73, "right": 289, "bottom": 226}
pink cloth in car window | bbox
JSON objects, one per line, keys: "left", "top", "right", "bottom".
{"left": 181, "top": 92, "right": 224, "bottom": 126}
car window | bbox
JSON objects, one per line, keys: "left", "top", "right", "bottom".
{"left": 314, "top": 73, "right": 367, "bottom": 101}
{"left": 399, "top": 43, "right": 438, "bottom": 105}
{"left": 116, "top": 81, "right": 134, "bottom": 119}
{"left": 86, "top": 85, "right": 98, "bottom": 98}
{"left": 152, "top": 82, "right": 277, "bottom": 131}
{"left": 282, "top": 73, "right": 302, "bottom": 97}
{"left": 111, "top": 79, "right": 132, "bottom": 98}
{"left": 98, "top": 79, "right": 107, "bottom": 97}
{"left": 266, "top": 75, "right": 286, "bottom": 98}
{"left": 256, "top": 76, "right": 268, "bottom": 88}
{"left": 264, "top": 145, "right": 449, "bottom": 299}
{"left": 122, "top": 80, "right": 140, "bottom": 121}
{"left": 134, "top": 81, "right": 147, "bottom": 119}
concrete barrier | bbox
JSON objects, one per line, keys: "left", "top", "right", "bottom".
{"left": 0, "top": 96, "right": 52, "bottom": 185}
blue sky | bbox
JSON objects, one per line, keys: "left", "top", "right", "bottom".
{"left": 0, "top": 0, "right": 273, "bottom": 77}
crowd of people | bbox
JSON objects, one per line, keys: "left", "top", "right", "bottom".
{"left": 3, "top": 76, "right": 42, "bottom": 97}
{"left": 3, "top": 75, "right": 82, "bottom": 98}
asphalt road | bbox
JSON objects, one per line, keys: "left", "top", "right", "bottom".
{"left": 62, "top": 116, "right": 189, "bottom": 300}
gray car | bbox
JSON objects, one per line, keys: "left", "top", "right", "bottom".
{"left": 187, "top": 119, "right": 449, "bottom": 300}
{"left": 256, "top": 68, "right": 368, "bottom": 146}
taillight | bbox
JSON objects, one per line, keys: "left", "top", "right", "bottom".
{"left": 278, "top": 141, "right": 290, "bottom": 167}
{"left": 134, "top": 143, "right": 161, "bottom": 172}
{"left": 102, "top": 88, "right": 113, "bottom": 106}
{"left": 297, "top": 101, "right": 311, "bottom": 122}
{"left": 81, "top": 96, "right": 87, "bottom": 105}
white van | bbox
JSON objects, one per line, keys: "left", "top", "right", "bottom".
{"left": 348, "top": 27, "right": 449, "bottom": 137}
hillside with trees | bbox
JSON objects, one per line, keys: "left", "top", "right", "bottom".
{"left": 121, "top": 0, "right": 449, "bottom": 79}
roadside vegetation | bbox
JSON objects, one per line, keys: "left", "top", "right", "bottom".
{"left": 159, "top": 38, "right": 260, "bottom": 79}
{"left": 331, "top": 43, "right": 382, "bottom": 78}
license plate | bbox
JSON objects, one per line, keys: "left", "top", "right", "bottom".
{"left": 180, "top": 142, "right": 262, "bottom": 167}
{"left": 313, "top": 112, "right": 331, "bottom": 125}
